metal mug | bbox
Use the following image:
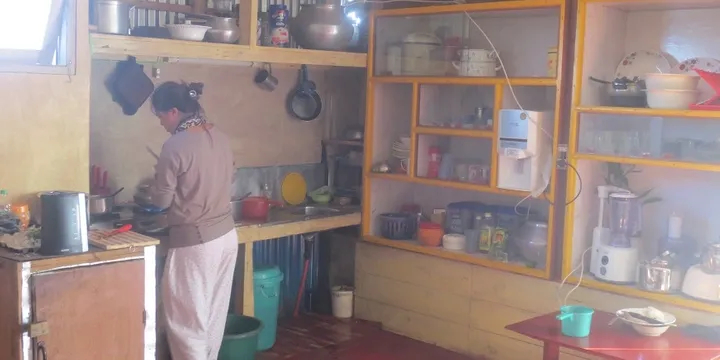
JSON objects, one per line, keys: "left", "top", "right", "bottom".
{"left": 702, "top": 243, "right": 720, "bottom": 274}
{"left": 254, "top": 65, "right": 278, "bottom": 92}
{"left": 95, "top": 0, "right": 134, "bottom": 35}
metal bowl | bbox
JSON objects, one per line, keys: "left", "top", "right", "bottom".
{"left": 290, "top": 4, "right": 354, "bottom": 51}
{"left": 206, "top": 29, "right": 240, "bottom": 43}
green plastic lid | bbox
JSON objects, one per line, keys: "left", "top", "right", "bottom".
{"left": 253, "top": 265, "right": 283, "bottom": 281}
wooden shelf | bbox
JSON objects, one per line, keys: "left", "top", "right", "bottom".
{"left": 371, "top": 76, "right": 556, "bottom": 86}
{"left": 415, "top": 126, "right": 493, "bottom": 138}
{"left": 90, "top": 34, "right": 368, "bottom": 68}
{"left": 575, "top": 106, "right": 720, "bottom": 119}
{"left": 364, "top": 235, "right": 548, "bottom": 278}
{"left": 367, "top": 172, "right": 535, "bottom": 198}
{"left": 573, "top": 153, "right": 720, "bottom": 172}
{"left": 323, "top": 139, "right": 364, "bottom": 148}
{"left": 570, "top": 276, "right": 720, "bottom": 314}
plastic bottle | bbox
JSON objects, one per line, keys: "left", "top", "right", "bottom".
{"left": 477, "top": 212, "right": 495, "bottom": 252}
{"left": 0, "top": 190, "right": 11, "bottom": 214}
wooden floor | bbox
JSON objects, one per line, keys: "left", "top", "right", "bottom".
{"left": 258, "top": 314, "right": 480, "bottom": 360}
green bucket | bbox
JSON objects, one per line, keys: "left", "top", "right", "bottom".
{"left": 218, "top": 314, "right": 263, "bottom": 360}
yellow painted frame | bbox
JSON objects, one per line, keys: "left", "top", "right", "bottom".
{"left": 562, "top": 0, "right": 720, "bottom": 313}
{"left": 362, "top": 0, "right": 570, "bottom": 280}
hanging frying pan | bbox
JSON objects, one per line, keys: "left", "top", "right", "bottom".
{"left": 287, "top": 64, "right": 322, "bottom": 121}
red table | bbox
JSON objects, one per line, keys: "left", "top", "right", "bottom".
{"left": 506, "top": 311, "right": 720, "bottom": 360}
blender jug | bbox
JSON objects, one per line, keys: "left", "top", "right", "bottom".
{"left": 608, "top": 192, "right": 641, "bottom": 248}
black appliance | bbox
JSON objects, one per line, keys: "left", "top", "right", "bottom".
{"left": 40, "top": 191, "right": 89, "bottom": 255}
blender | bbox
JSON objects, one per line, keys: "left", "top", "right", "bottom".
{"left": 593, "top": 191, "right": 641, "bottom": 284}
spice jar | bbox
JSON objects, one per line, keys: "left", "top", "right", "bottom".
{"left": 11, "top": 204, "right": 30, "bottom": 230}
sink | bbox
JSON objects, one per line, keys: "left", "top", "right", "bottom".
{"left": 287, "top": 206, "right": 340, "bottom": 216}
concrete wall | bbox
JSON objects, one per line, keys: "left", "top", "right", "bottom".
{"left": 354, "top": 242, "right": 719, "bottom": 360}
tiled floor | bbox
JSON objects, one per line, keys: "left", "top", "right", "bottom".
{"left": 257, "top": 314, "right": 480, "bottom": 360}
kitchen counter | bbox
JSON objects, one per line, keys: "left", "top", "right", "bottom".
{"left": 234, "top": 205, "right": 361, "bottom": 243}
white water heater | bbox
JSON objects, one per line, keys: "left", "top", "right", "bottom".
{"left": 497, "top": 109, "right": 553, "bottom": 193}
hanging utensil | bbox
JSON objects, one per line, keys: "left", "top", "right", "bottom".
{"left": 287, "top": 64, "right": 322, "bottom": 121}
{"left": 254, "top": 63, "right": 278, "bottom": 92}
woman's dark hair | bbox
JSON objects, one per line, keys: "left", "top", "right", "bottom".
{"left": 151, "top": 81, "right": 204, "bottom": 114}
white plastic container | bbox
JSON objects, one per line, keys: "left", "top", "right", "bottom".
{"left": 645, "top": 89, "right": 700, "bottom": 109}
{"left": 331, "top": 286, "right": 354, "bottom": 319}
{"left": 442, "top": 234, "right": 466, "bottom": 251}
{"left": 645, "top": 73, "right": 700, "bottom": 91}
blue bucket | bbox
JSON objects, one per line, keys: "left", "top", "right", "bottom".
{"left": 556, "top": 305, "right": 594, "bottom": 337}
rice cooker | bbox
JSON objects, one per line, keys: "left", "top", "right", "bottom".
{"left": 401, "top": 33, "right": 442, "bottom": 76}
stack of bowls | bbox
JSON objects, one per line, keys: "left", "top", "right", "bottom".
{"left": 645, "top": 73, "right": 701, "bottom": 109}
{"left": 392, "top": 136, "right": 411, "bottom": 173}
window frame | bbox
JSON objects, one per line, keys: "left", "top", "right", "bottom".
{"left": 0, "top": 0, "right": 77, "bottom": 75}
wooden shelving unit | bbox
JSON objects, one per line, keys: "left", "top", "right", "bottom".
{"left": 563, "top": 0, "right": 720, "bottom": 312}
{"left": 365, "top": 235, "right": 547, "bottom": 278}
{"left": 90, "top": 34, "right": 367, "bottom": 68}
{"left": 576, "top": 106, "right": 720, "bottom": 119}
{"left": 362, "top": 0, "right": 570, "bottom": 280}
{"left": 372, "top": 76, "right": 556, "bottom": 86}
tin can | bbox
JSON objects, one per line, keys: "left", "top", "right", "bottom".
{"left": 547, "top": 46, "right": 558, "bottom": 77}
{"left": 268, "top": 5, "right": 289, "bottom": 48}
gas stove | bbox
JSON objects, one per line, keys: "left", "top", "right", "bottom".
{"left": 90, "top": 205, "right": 168, "bottom": 237}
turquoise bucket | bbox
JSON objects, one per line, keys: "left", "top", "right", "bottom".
{"left": 556, "top": 305, "right": 594, "bottom": 338}
{"left": 253, "top": 266, "right": 284, "bottom": 351}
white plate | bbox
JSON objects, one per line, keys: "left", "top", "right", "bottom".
{"left": 672, "top": 57, "right": 720, "bottom": 102}
{"left": 615, "top": 50, "right": 674, "bottom": 81}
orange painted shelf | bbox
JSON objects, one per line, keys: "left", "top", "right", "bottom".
{"left": 371, "top": 76, "right": 556, "bottom": 87}
{"left": 367, "top": 172, "right": 537, "bottom": 199}
{"left": 573, "top": 153, "right": 720, "bottom": 173}
{"left": 568, "top": 277, "right": 720, "bottom": 314}
{"left": 364, "top": 235, "right": 547, "bottom": 278}
{"left": 415, "top": 126, "right": 494, "bottom": 138}
{"left": 575, "top": 105, "right": 720, "bottom": 119}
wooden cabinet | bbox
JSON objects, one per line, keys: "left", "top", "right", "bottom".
{"left": 0, "top": 247, "right": 155, "bottom": 360}
{"left": 32, "top": 260, "right": 145, "bottom": 359}
{"left": 563, "top": 0, "right": 720, "bottom": 314}
{"left": 362, "top": 0, "right": 570, "bottom": 280}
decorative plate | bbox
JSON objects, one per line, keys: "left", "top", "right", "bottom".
{"left": 672, "top": 57, "right": 720, "bottom": 101}
{"left": 615, "top": 50, "right": 674, "bottom": 80}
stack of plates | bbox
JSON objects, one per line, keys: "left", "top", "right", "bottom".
{"left": 392, "top": 137, "right": 411, "bottom": 172}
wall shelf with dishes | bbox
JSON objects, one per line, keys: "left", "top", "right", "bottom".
{"left": 363, "top": 0, "right": 569, "bottom": 280}
{"left": 89, "top": 1, "right": 368, "bottom": 68}
{"left": 564, "top": 0, "right": 720, "bottom": 313}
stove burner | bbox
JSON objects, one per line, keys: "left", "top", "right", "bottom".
{"left": 90, "top": 212, "right": 121, "bottom": 225}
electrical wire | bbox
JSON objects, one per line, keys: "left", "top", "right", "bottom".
{"left": 557, "top": 246, "right": 592, "bottom": 308}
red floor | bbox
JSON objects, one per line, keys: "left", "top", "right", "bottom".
{"left": 257, "top": 314, "right": 480, "bottom": 360}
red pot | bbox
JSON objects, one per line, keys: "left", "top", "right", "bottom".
{"left": 240, "top": 196, "right": 283, "bottom": 220}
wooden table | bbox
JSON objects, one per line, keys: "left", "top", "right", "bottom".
{"left": 506, "top": 311, "right": 720, "bottom": 360}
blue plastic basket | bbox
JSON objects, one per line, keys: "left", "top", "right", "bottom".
{"left": 556, "top": 305, "right": 594, "bottom": 338}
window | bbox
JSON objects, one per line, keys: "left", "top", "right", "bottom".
{"left": 0, "top": 0, "right": 76, "bottom": 73}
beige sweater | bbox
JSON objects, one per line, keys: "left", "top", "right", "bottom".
{"left": 152, "top": 125, "right": 235, "bottom": 249}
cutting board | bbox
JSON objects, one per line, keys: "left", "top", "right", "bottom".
{"left": 89, "top": 230, "right": 160, "bottom": 250}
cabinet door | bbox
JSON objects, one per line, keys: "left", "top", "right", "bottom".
{"left": 32, "top": 259, "right": 145, "bottom": 360}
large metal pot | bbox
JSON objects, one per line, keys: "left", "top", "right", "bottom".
{"left": 94, "top": 0, "right": 133, "bottom": 35}
{"left": 290, "top": 4, "right": 354, "bottom": 51}
{"left": 206, "top": 16, "right": 240, "bottom": 43}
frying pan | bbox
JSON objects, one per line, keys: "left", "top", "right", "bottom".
{"left": 287, "top": 64, "right": 322, "bottom": 121}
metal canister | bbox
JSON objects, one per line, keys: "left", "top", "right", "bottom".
{"left": 268, "top": 5, "right": 290, "bottom": 48}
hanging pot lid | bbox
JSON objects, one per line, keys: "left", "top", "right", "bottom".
{"left": 402, "top": 33, "right": 441, "bottom": 46}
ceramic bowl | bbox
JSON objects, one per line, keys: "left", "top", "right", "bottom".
{"left": 645, "top": 73, "right": 700, "bottom": 91}
{"left": 645, "top": 89, "right": 699, "bottom": 109}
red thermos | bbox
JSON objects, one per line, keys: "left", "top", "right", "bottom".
{"left": 427, "top": 146, "right": 442, "bottom": 178}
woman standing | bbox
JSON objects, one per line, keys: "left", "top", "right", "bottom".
{"left": 151, "top": 81, "right": 237, "bottom": 360}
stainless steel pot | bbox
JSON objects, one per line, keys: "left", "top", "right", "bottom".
{"left": 95, "top": 0, "right": 133, "bottom": 35}
{"left": 291, "top": 4, "right": 354, "bottom": 51}
{"left": 89, "top": 188, "right": 124, "bottom": 216}
{"left": 702, "top": 243, "right": 720, "bottom": 274}
{"left": 638, "top": 253, "right": 678, "bottom": 293}
{"left": 134, "top": 184, "right": 153, "bottom": 206}
{"left": 206, "top": 16, "right": 240, "bottom": 43}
